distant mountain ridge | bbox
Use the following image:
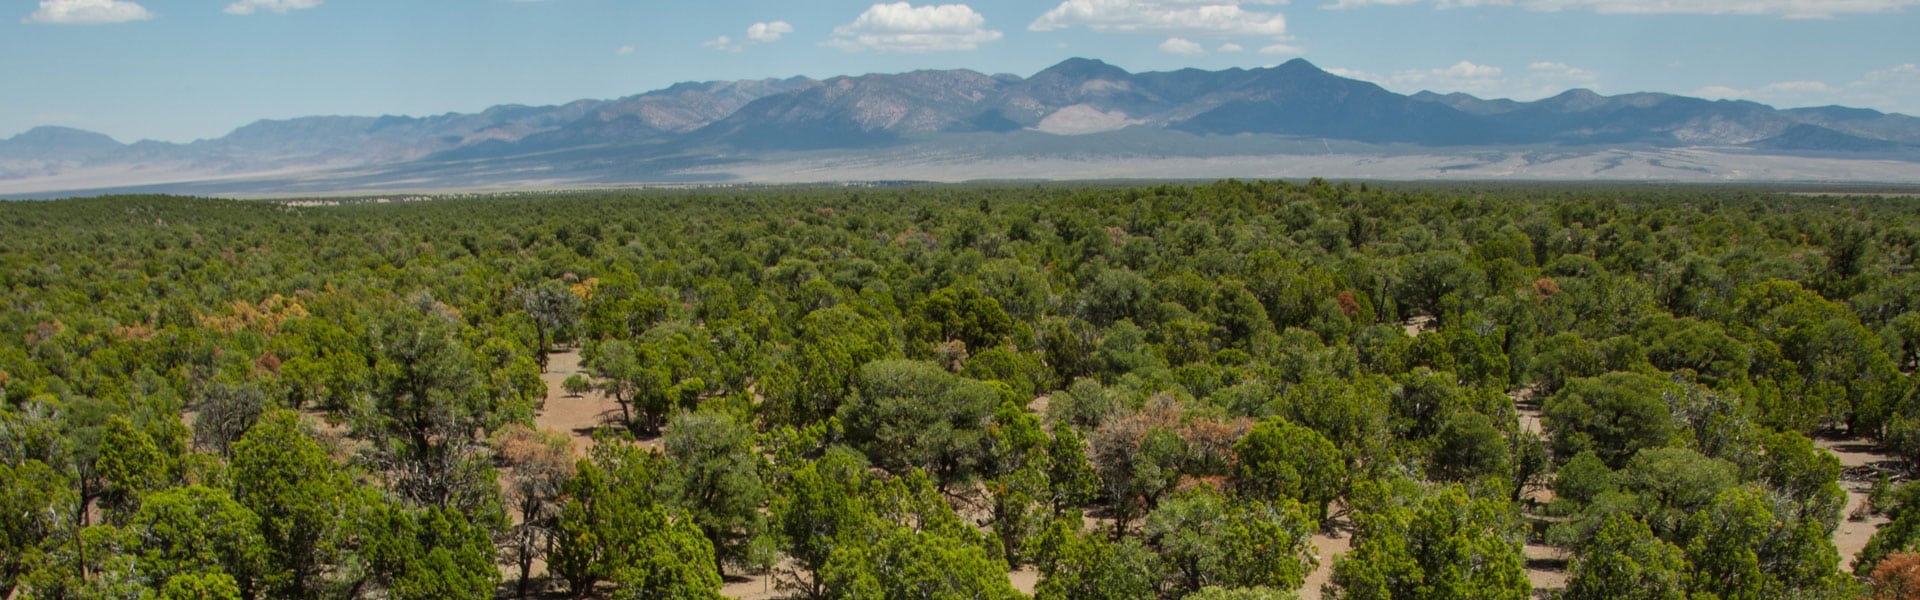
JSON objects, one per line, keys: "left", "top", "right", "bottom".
{"left": 3, "top": 58, "right": 1918, "bottom": 195}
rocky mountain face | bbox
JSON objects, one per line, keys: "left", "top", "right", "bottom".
{"left": 3, "top": 58, "right": 1917, "bottom": 193}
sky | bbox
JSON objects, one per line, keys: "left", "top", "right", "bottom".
{"left": 4, "top": 0, "right": 1918, "bottom": 143}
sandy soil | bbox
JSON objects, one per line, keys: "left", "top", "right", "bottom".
{"left": 1511, "top": 387, "right": 1543, "bottom": 435}
{"left": 1524, "top": 544, "right": 1571, "bottom": 593}
{"left": 1300, "top": 528, "right": 1354, "bottom": 600}
{"left": 720, "top": 573, "right": 784, "bottom": 600}
{"left": 491, "top": 350, "right": 651, "bottom": 594}
{"left": 1009, "top": 568, "right": 1041, "bottom": 595}
{"left": 1512, "top": 387, "right": 1567, "bottom": 596}
{"left": 1512, "top": 391, "right": 1556, "bottom": 506}
{"left": 1402, "top": 315, "right": 1437, "bottom": 337}
{"left": 533, "top": 349, "right": 629, "bottom": 454}
{"left": 1815, "top": 435, "right": 1902, "bottom": 571}
{"left": 1027, "top": 394, "right": 1051, "bottom": 416}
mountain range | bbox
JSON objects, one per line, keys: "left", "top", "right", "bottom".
{"left": 5, "top": 58, "right": 1919, "bottom": 197}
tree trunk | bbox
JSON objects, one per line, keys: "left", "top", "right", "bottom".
{"left": 516, "top": 551, "right": 532, "bottom": 598}
{"left": 76, "top": 476, "right": 94, "bottom": 581}
{"left": 534, "top": 321, "right": 550, "bottom": 373}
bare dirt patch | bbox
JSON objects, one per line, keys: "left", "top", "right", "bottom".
{"left": 1401, "top": 315, "right": 1437, "bottom": 337}
{"left": 720, "top": 572, "right": 784, "bottom": 600}
{"left": 1008, "top": 568, "right": 1040, "bottom": 596}
{"left": 1300, "top": 527, "right": 1354, "bottom": 600}
{"left": 1524, "top": 544, "right": 1570, "bottom": 594}
{"left": 1815, "top": 434, "right": 1903, "bottom": 571}
{"left": 535, "top": 349, "right": 628, "bottom": 454}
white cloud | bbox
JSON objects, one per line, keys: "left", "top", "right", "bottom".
{"left": 1325, "top": 66, "right": 1383, "bottom": 80}
{"left": 1378, "top": 60, "right": 1508, "bottom": 95}
{"left": 616, "top": 45, "right": 636, "bottom": 55}
{"left": 827, "top": 2, "right": 1004, "bottom": 52}
{"left": 1159, "top": 37, "right": 1206, "bottom": 55}
{"left": 1324, "top": 0, "right": 1423, "bottom": 6}
{"left": 1031, "top": 0, "right": 1292, "bottom": 38}
{"left": 1528, "top": 61, "right": 1588, "bottom": 76}
{"left": 1846, "top": 64, "right": 1920, "bottom": 114}
{"left": 22, "top": 0, "right": 153, "bottom": 25}
{"left": 1692, "top": 64, "right": 1920, "bottom": 114}
{"left": 746, "top": 21, "right": 794, "bottom": 43}
{"left": 1690, "top": 82, "right": 1835, "bottom": 104}
{"left": 1218, "top": 42, "right": 1244, "bottom": 52}
{"left": 1518, "top": 61, "right": 1601, "bottom": 95}
{"left": 223, "top": 0, "right": 321, "bottom": 15}
{"left": 705, "top": 20, "right": 792, "bottom": 51}
{"left": 1442, "top": 60, "right": 1502, "bottom": 78}
{"left": 1322, "top": 0, "right": 1920, "bottom": 19}
{"left": 1691, "top": 85, "right": 1744, "bottom": 99}
{"left": 1258, "top": 42, "right": 1304, "bottom": 55}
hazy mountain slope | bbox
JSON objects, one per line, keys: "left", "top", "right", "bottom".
{"left": 0, "top": 127, "right": 126, "bottom": 162}
{"left": 1170, "top": 60, "right": 1500, "bottom": 145}
{"left": 691, "top": 69, "right": 1013, "bottom": 149}
{"left": 3, "top": 57, "right": 1917, "bottom": 195}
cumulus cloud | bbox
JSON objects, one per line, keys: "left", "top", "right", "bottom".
{"left": 746, "top": 21, "right": 794, "bottom": 43}
{"left": 1031, "top": 0, "right": 1291, "bottom": 38}
{"left": 1378, "top": 60, "right": 1509, "bottom": 95}
{"left": 1325, "top": 66, "right": 1383, "bottom": 80}
{"left": 22, "top": 0, "right": 153, "bottom": 25}
{"left": 1159, "top": 37, "right": 1206, "bottom": 55}
{"left": 1322, "top": 0, "right": 1920, "bottom": 19}
{"left": 827, "top": 2, "right": 1004, "bottom": 52}
{"left": 1218, "top": 42, "right": 1244, "bottom": 52}
{"left": 1693, "top": 64, "right": 1920, "bottom": 114}
{"left": 1258, "top": 43, "right": 1304, "bottom": 55}
{"left": 616, "top": 45, "right": 636, "bottom": 55}
{"left": 1689, "top": 81, "right": 1835, "bottom": 105}
{"left": 706, "top": 20, "right": 795, "bottom": 51}
{"left": 1329, "top": 59, "right": 1602, "bottom": 99}
{"left": 224, "top": 0, "right": 321, "bottom": 15}
{"left": 1517, "top": 61, "right": 1601, "bottom": 95}
{"left": 1442, "top": 60, "right": 1502, "bottom": 78}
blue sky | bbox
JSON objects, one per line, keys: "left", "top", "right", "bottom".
{"left": 5, "top": 0, "right": 1918, "bottom": 143}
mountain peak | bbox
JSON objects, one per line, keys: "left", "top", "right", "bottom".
{"left": 1276, "top": 58, "right": 1324, "bottom": 73}
{"left": 0, "top": 125, "right": 127, "bottom": 162}
{"left": 1539, "top": 88, "right": 1611, "bottom": 111}
{"left": 1247, "top": 58, "right": 1341, "bottom": 84}
{"left": 1035, "top": 57, "right": 1131, "bottom": 81}
{"left": 7, "top": 125, "right": 123, "bottom": 147}
{"left": 1554, "top": 88, "right": 1603, "bottom": 101}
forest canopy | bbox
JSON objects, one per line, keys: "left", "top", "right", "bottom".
{"left": 2, "top": 181, "right": 1917, "bottom": 599}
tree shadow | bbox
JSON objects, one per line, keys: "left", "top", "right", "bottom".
{"left": 1524, "top": 555, "right": 1569, "bottom": 573}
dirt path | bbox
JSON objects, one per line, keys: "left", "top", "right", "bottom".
{"left": 1524, "top": 544, "right": 1570, "bottom": 592}
{"left": 492, "top": 350, "right": 649, "bottom": 594}
{"left": 1009, "top": 568, "right": 1040, "bottom": 595}
{"left": 720, "top": 572, "right": 783, "bottom": 600}
{"left": 1816, "top": 435, "right": 1901, "bottom": 571}
{"left": 1510, "top": 387, "right": 1568, "bottom": 597}
{"left": 1299, "top": 528, "right": 1354, "bottom": 600}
